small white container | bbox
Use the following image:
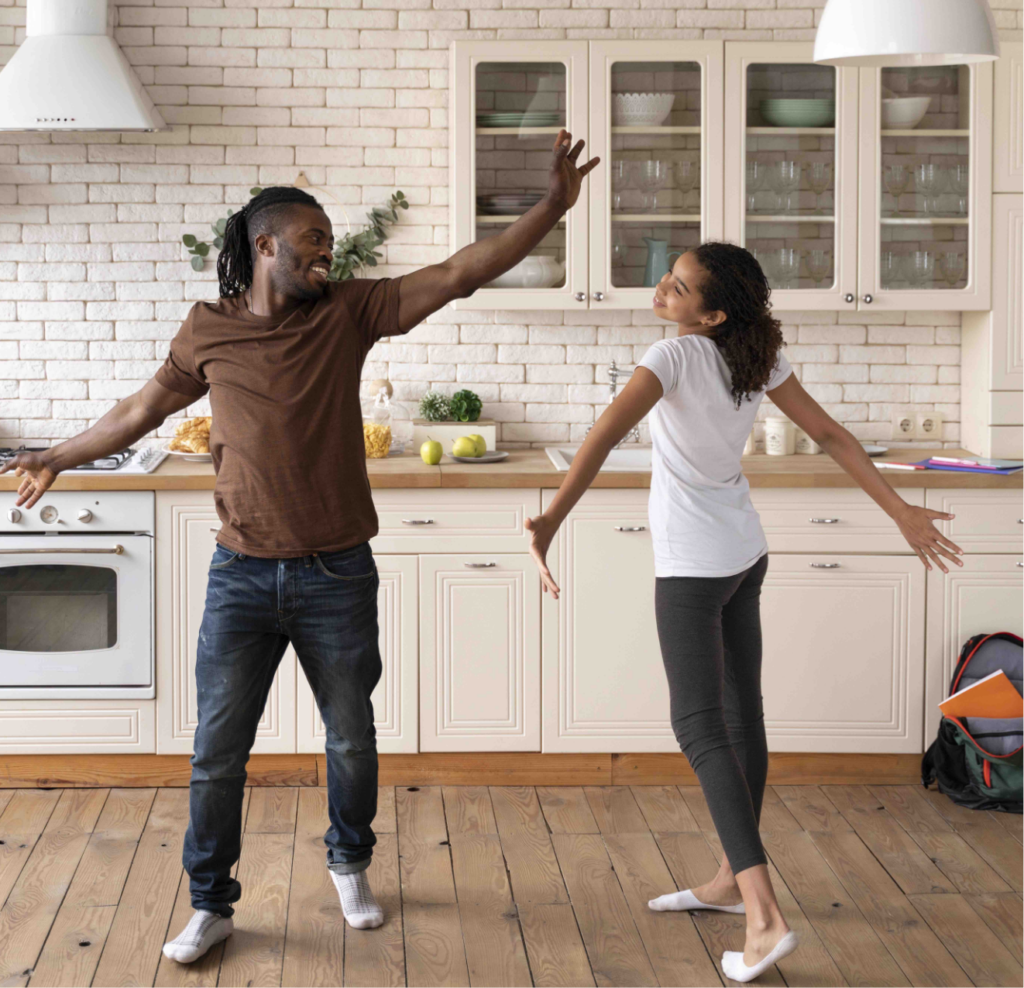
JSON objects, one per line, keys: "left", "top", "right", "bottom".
{"left": 794, "top": 427, "right": 821, "bottom": 455}
{"left": 764, "top": 416, "right": 795, "bottom": 456}
{"left": 742, "top": 430, "right": 756, "bottom": 455}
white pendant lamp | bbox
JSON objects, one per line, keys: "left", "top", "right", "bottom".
{"left": 813, "top": 0, "right": 1000, "bottom": 67}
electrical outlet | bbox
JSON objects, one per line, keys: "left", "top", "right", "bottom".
{"left": 915, "top": 410, "right": 944, "bottom": 442}
{"left": 891, "top": 409, "right": 917, "bottom": 440}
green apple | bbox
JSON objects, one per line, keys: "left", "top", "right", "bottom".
{"left": 420, "top": 439, "right": 442, "bottom": 465}
{"left": 451, "top": 436, "right": 477, "bottom": 458}
{"left": 467, "top": 433, "right": 486, "bottom": 456}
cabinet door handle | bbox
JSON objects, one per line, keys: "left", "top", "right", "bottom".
{"left": 613, "top": 525, "right": 646, "bottom": 532}
{"left": 810, "top": 562, "right": 840, "bottom": 568}
{"left": 843, "top": 293, "right": 855, "bottom": 303}
{"left": 464, "top": 561, "right": 496, "bottom": 568}
{"left": 0, "top": 545, "right": 124, "bottom": 555}
{"left": 862, "top": 294, "right": 873, "bottom": 304}
{"left": 592, "top": 291, "right": 605, "bottom": 301}
{"left": 209, "top": 527, "right": 219, "bottom": 532}
{"left": 809, "top": 517, "right": 841, "bottom": 524}
{"left": 1017, "top": 562, "right": 1023, "bottom": 568}
{"left": 574, "top": 291, "right": 586, "bottom": 302}
{"left": 401, "top": 519, "right": 434, "bottom": 525}
{"left": 1018, "top": 519, "right": 1022, "bottom": 524}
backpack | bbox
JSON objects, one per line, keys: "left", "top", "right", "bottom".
{"left": 922, "top": 632, "right": 1023, "bottom": 814}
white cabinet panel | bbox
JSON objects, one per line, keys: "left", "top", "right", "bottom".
{"left": 155, "top": 492, "right": 296, "bottom": 755}
{"left": 925, "top": 488, "right": 1024, "bottom": 554}
{"left": 924, "top": 554, "right": 1023, "bottom": 743}
{"left": 990, "top": 194, "right": 1023, "bottom": 391}
{"left": 994, "top": 42, "right": 1023, "bottom": 194}
{"left": 0, "top": 700, "right": 155, "bottom": 754}
{"left": 541, "top": 489, "right": 675, "bottom": 752}
{"left": 761, "top": 555, "right": 925, "bottom": 753}
{"left": 420, "top": 554, "right": 540, "bottom": 751}
{"left": 297, "top": 555, "right": 418, "bottom": 754}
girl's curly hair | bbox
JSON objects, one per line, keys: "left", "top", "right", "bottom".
{"left": 688, "top": 241, "right": 786, "bottom": 410}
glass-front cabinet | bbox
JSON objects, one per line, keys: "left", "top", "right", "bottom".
{"left": 859, "top": 60, "right": 993, "bottom": 310}
{"left": 450, "top": 40, "right": 992, "bottom": 312}
{"left": 725, "top": 44, "right": 859, "bottom": 311}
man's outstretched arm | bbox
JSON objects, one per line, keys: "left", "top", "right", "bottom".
{"left": 394, "top": 128, "right": 600, "bottom": 333}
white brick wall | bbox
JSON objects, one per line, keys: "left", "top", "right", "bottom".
{"left": 1, "top": 1, "right": 1020, "bottom": 449}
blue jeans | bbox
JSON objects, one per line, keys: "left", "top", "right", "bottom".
{"left": 182, "top": 540, "right": 382, "bottom": 918}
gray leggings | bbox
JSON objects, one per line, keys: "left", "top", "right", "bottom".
{"left": 653, "top": 552, "right": 770, "bottom": 876}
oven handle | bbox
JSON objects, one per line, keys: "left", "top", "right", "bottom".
{"left": 0, "top": 545, "right": 124, "bottom": 555}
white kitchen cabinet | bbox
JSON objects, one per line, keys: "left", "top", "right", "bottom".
{"left": 961, "top": 194, "right": 1023, "bottom": 458}
{"left": 419, "top": 553, "right": 540, "bottom": 751}
{"left": 924, "top": 488, "right": 1024, "bottom": 554}
{"left": 296, "top": 555, "right": 418, "bottom": 754}
{"left": 993, "top": 42, "right": 1023, "bottom": 194}
{"left": 0, "top": 700, "right": 155, "bottom": 754}
{"left": 155, "top": 492, "right": 297, "bottom": 754}
{"left": 924, "top": 554, "right": 1023, "bottom": 743}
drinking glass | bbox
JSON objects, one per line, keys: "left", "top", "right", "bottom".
{"left": 674, "top": 159, "right": 698, "bottom": 213}
{"left": 915, "top": 163, "right": 946, "bottom": 217}
{"left": 771, "top": 247, "right": 800, "bottom": 289}
{"left": 610, "top": 159, "right": 634, "bottom": 213}
{"left": 805, "top": 248, "right": 832, "bottom": 287}
{"left": 807, "top": 162, "right": 832, "bottom": 215}
{"left": 884, "top": 164, "right": 910, "bottom": 217}
{"left": 948, "top": 162, "right": 969, "bottom": 216}
{"left": 937, "top": 250, "right": 965, "bottom": 288}
{"left": 880, "top": 250, "right": 901, "bottom": 289}
{"left": 611, "top": 227, "right": 628, "bottom": 269}
{"left": 902, "top": 250, "right": 935, "bottom": 287}
{"left": 746, "top": 159, "right": 766, "bottom": 214}
{"left": 637, "top": 159, "right": 670, "bottom": 212}
{"left": 774, "top": 161, "right": 801, "bottom": 214}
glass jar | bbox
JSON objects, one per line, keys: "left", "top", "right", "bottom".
{"left": 362, "top": 388, "right": 393, "bottom": 458}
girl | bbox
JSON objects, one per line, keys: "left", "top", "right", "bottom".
{"left": 524, "top": 241, "right": 964, "bottom": 983}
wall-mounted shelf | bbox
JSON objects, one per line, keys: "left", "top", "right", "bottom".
{"left": 880, "top": 129, "right": 970, "bottom": 138}
{"left": 746, "top": 127, "right": 835, "bottom": 135}
{"left": 880, "top": 216, "right": 970, "bottom": 226}
{"left": 610, "top": 213, "right": 702, "bottom": 222}
{"left": 747, "top": 214, "right": 835, "bottom": 223}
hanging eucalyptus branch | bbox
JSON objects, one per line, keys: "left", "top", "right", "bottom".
{"left": 181, "top": 186, "right": 409, "bottom": 280}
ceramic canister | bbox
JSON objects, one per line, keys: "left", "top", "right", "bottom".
{"left": 794, "top": 426, "right": 821, "bottom": 454}
{"left": 764, "top": 416, "right": 795, "bottom": 456}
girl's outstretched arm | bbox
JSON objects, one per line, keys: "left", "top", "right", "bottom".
{"left": 525, "top": 367, "right": 664, "bottom": 598}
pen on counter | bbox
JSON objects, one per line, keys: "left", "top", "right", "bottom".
{"left": 875, "top": 461, "right": 926, "bottom": 470}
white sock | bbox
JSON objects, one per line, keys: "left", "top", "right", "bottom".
{"left": 162, "top": 909, "right": 233, "bottom": 964}
{"left": 329, "top": 868, "right": 384, "bottom": 929}
{"left": 722, "top": 930, "right": 800, "bottom": 983}
{"left": 648, "top": 888, "right": 746, "bottom": 914}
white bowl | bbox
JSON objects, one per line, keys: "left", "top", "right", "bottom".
{"left": 484, "top": 256, "right": 565, "bottom": 289}
{"left": 881, "top": 97, "right": 932, "bottom": 130}
{"left": 612, "top": 93, "right": 675, "bottom": 127}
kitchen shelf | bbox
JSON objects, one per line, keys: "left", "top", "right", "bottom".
{"left": 747, "top": 214, "right": 835, "bottom": 223}
{"left": 611, "top": 213, "right": 702, "bottom": 222}
{"left": 880, "top": 129, "right": 970, "bottom": 138}
{"left": 746, "top": 127, "right": 835, "bottom": 135}
{"left": 476, "top": 214, "right": 565, "bottom": 224}
{"left": 611, "top": 125, "right": 702, "bottom": 134}
{"left": 880, "top": 216, "right": 970, "bottom": 226}
{"left": 475, "top": 126, "right": 565, "bottom": 135}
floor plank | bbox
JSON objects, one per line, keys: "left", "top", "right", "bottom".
{"left": 490, "top": 787, "right": 569, "bottom": 906}
{"left": 628, "top": 785, "right": 700, "bottom": 833}
{"left": 246, "top": 787, "right": 299, "bottom": 833}
{"left": 536, "top": 787, "right": 600, "bottom": 834}
{"left": 986, "top": 809, "right": 1022, "bottom": 845}
{"left": 518, "top": 903, "right": 595, "bottom": 988}
{"left": 373, "top": 786, "right": 397, "bottom": 834}
{"left": 773, "top": 786, "right": 855, "bottom": 834}
{"left": 950, "top": 820, "right": 1024, "bottom": 891}
{"left": 909, "top": 892, "right": 1024, "bottom": 987}
{"left": 961, "top": 891, "right": 1024, "bottom": 958}
{"left": 583, "top": 786, "right": 649, "bottom": 834}
{"left": 0, "top": 790, "right": 63, "bottom": 912}
{"left": 442, "top": 786, "right": 497, "bottom": 836}
{"left": 551, "top": 833, "right": 657, "bottom": 988}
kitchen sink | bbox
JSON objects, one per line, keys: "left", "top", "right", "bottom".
{"left": 546, "top": 446, "right": 653, "bottom": 472}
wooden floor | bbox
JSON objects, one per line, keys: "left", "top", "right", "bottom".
{"left": 0, "top": 784, "right": 1020, "bottom": 987}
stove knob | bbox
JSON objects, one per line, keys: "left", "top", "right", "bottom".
{"left": 7, "top": 508, "right": 20, "bottom": 523}
{"left": 77, "top": 509, "right": 93, "bottom": 523}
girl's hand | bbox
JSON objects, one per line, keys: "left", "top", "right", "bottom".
{"left": 524, "top": 513, "right": 562, "bottom": 599}
{"left": 894, "top": 504, "right": 964, "bottom": 573}
{"left": 546, "top": 129, "right": 600, "bottom": 212}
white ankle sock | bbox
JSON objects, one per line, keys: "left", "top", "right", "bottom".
{"left": 648, "top": 888, "right": 746, "bottom": 914}
{"left": 162, "top": 909, "right": 233, "bottom": 964}
{"left": 329, "top": 868, "right": 384, "bottom": 929}
{"left": 722, "top": 929, "right": 800, "bottom": 983}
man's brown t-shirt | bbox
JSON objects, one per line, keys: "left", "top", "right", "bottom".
{"left": 154, "top": 276, "right": 406, "bottom": 558}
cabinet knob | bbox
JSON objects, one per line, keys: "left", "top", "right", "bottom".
{"left": 464, "top": 561, "right": 497, "bottom": 568}
{"left": 613, "top": 525, "right": 646, "bottom": 532}
{"left": 862, "top": 294, "right": 873, "bottom": 304}
{"left": 810, "top": 562, "right": 841, "bottom": 568}
{"left": 843, "top": 293, "right": 855, "bottom": 303}
{"left": 574, "top": 291, "right": 586, "bottom": 302}
{"left": 809, "top": 517, "right": 841, "bottom": 524}
{"left": 592, "top": 292, "right": 605, "bottom": 302}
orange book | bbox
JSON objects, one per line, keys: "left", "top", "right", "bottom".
{"left": 939, "top": 670, "right": 1024, "bottom": 719}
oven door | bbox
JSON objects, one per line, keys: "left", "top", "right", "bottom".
{"left": 0, "top": 534, "right": 153, "bottom": 698}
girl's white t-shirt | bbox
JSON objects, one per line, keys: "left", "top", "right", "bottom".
{"left": 636, "top": 334, "right": 793, "bottom": 578}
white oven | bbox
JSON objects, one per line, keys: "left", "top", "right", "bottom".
{"left": 0, "top": 491, "right": 154, "bottom": 698}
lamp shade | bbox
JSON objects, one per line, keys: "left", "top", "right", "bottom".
{"left": 813, "top": 0, "right": 1000, "bottom": 67}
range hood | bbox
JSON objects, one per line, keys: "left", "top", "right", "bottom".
{"left": 0, "top": 0, "right": 166, "bottom": 132}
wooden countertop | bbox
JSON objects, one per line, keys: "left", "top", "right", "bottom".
{"left": 1, "top": 447, "right": 1019, "bottom": 491}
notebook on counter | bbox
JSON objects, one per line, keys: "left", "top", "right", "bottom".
{"left": 911, "top": 456, "right": 1023, "bottom": 475}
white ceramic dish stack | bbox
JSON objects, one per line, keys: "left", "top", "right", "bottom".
{"left": 880, "top": 96, "right": 932, "bottom": 129}
{"left": 612, "top": 93, "right": 675, "bottom": 126}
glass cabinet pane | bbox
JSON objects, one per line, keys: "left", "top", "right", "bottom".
{"left": 744, "top": 63, "right": 837, "bottom": 292}
{"left": 608, "top": 60, "right": 702, "bottom": 289}
{"left": 878, "top": 66, "right": 970, "bottom": 292}
{"left": 474, "top": 61, "right": 567, "bottom": 290}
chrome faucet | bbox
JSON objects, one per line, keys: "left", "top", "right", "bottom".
{"left": 584, "top": 360, "right": 643, "bottom": 446}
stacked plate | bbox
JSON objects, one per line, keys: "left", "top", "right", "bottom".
{"left": 759, "top": 99, "right": 835, "bottom": 127}
{"left": 477, "top": 111, "right": 562, "bottom": 127}
{"left": 477, "top": 192, "right": 545, "bottom": 215}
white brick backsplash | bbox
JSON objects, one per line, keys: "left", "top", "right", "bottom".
{"left": 0, "top": 2, "right": 970, "bottom": 447}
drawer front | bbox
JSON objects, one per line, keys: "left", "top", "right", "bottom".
{"left": 925, "top": 489, "right": 1024, "bottom": 552}
{"left": 751, "top": 488, "right": 924, "bottom": 552}
{"left": 0, "top": 700, "right": 155, "bottom": 753}
{"left": 370, "top": 489, "right": 541, "bottom": 554}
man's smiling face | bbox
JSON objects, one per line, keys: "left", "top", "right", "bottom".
{"left": 258, "top": 203, "right": 335, "bottom": 302}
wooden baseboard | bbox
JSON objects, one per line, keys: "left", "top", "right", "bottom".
{"left": 0, "top": 751, "right": 924, "bottom": 788}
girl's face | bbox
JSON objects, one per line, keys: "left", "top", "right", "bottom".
{"left": 651, "top": 251, "right": 725, "bottom": 335}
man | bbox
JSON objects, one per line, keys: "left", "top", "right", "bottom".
{"left": 1, "top": 130, "right": 599, "bottom": 963}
